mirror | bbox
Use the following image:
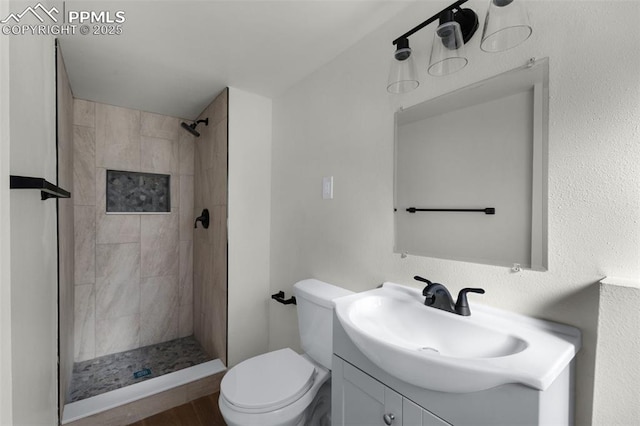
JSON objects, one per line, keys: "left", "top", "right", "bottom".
{"left": 394, "top": 58, "right": 548, "bottom": 270}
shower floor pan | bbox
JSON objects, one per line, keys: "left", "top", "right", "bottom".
{"left": 62, "top": 336, "right": 225, "bottom": 425}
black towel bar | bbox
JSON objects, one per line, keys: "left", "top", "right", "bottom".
{"left": 406, "top": 207, "right": 495, "bottom": 215}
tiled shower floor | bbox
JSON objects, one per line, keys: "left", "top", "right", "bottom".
{"left": 69, "top": 336, "right": 213, "bottom": 402}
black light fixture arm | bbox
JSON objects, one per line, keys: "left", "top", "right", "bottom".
{"left": 392, "top": 0, "right": 470, "bottom": 46}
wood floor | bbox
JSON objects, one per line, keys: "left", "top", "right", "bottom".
{"left": 129, "top": 392, "right": 226, "bottom": 426}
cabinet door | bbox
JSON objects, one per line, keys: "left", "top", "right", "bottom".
{"left": 333, "top": 356, "right": 403, "bottom": 426}
{"left": 403, "top": 398, "right": 452, "bottom": 426}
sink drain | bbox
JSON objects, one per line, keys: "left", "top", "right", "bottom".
{"left": 419, "top": 347, "right": 440, "bottom": 354}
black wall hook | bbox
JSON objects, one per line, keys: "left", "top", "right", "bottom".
{"left": 194, "top": 209, "right": 209, "bottom": 229}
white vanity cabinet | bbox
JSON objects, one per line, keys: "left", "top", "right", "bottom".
{"left": 333, "top": 355, "right": 451, "bottom": 426}
{"left": 332, "top": 312, "right": 576, "bottom": 426}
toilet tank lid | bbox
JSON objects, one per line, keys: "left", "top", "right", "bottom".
{"left": 293, "top": 279, "right": 354, "bottom": 308}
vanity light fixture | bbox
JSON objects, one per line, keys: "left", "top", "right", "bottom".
{"left": 387, "top": 0, "right": 532, "bottom": 93}
{"left": 427, "top": 8, "right": 476, "bottom": 77}
{"left": 387, "top": 37, "right": 420, "bottom": 94}
{"left": 480, "top": 0, "right": 532, "bottom": 52}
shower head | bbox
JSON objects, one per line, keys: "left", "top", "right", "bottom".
{"left": 180, "top": 118, "right": 209, "bottom": 137}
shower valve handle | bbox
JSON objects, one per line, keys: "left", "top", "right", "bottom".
{"left": 194, "top": 209, "right": 210, "bottom": 229}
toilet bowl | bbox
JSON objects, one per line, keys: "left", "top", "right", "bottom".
{"left": 219, "top": 279, "right": 353, "bottom": 426}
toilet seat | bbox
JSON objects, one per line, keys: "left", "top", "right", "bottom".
{"left": 221, "top": 348, "right": 317, "bottom": 414}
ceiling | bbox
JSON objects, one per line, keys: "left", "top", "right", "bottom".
{"left": 59, "top": 0, "right": 412, "bottom": 119}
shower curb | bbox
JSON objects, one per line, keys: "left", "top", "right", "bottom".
{"left": 62, "top": 360, "right": 226, "bottom": 426}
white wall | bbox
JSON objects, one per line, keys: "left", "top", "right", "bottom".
{"left": 270, "top": 1, "right": 640, "bottom": 425}
{"left": 227, "top": 87, "right": 272, "bottom": 367}
{"left": 593, "top": 278, "right": 640, "bottom": 425}
{"left": 7, "top": 16, "right": 59, "bottom": 426}
{"left": 0, "top": 0, "right": 13, "bottom": 423}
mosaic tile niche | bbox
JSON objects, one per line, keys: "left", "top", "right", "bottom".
{"left": 106, "top": 170, "right": 170, "bottom": 213}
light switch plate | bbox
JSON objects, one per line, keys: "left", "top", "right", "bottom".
{"left": 322, "top": 176, "right": 333, "bottom": 199}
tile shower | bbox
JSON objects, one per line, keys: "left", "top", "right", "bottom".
{"left": 68, "top": 90, "right": 228, "bottom": 406}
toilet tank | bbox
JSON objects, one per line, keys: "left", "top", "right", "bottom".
{"left": 294, "top": 279, "right": 353, "bottom": 370}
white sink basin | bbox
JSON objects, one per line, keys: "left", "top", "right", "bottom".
{"left": 333, "top": 282, "right": 581, "bottom": 393}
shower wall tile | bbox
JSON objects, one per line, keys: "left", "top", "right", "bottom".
{"left": 213, "top": 121, "right": 228, "bottom": 170}
{"left": 211, "top": 205, "right": 227, "bottom": 361}
{"left": 179, "top": 132, "right": 195, "bottom": 175}
{"left": 208, "top": 166, "right": 227, "bottom": 207}
{"left": 95, "top": 103, "right": 141, "bottom": 170}
{"left": 193, "top": 273, "right": 202, "bottom": 339}
{"left": 209, "top": 89, "right": 228, "bottom": 127}
{"left": 73, "top": 125, "right": 96, "bottom": 206}
{"left": 179, "top": 240, "right": 193, "bottom": 307}
{"left": 193, "top": 236, "right": 212, "bottom": 282}
{"left": 95, "top": 243, "right": 140, "bottom": 319}
{"left": 74, "top": 284, "right": 95, "bottom": 362}
{"left": 141, "top": 238, "right": 179, "bottom": 278}
{"left": 179, "top": 175, "right": 194, "bottom": 241}
{"left": 194, "top": 139, "right": 211, "bottom": 208}
{"left": 193, "top": 167, "right": 205, "bottom": 210}
{"left": 74, "top": 99, "right": 195, "bottom": 361}
{"left": 96, "top": 314, "right": 140, "bottom": 357}
{"left": 192, "top": 89, "right": 227, "bottom": 362}
{"left": 178, "top": 304, "right": 193, "bottom": 338}
{"left": 140, "top": 111, "right": 181, "bottom": 141}
{"left": 211, "top": 206, "right": 227, "bottom": 279}
{"left": 96, "top": 278, "right": 140, "bottom": 321}
{"left": 141, "top": 212, "right": 179, "bottom": 244}
{"left": 140, "top": 136, "right": 178, "bottom": 175}
{"left": 96, "top": 214, "right": 141, "bottom": 244}
{"left": 73, "top": 99, "right": 95, "bottom": 128}
{"left": 141, "top": 213, "right": 179, "bottom": 278}
{"left": 74, "top": 206, "right": 96, "bottom": 285}
{"left": 140, "top": 275, "right": 179, "bottom": 346}
{"left": 171, "top": 175, "right": 180, "bottom": 214}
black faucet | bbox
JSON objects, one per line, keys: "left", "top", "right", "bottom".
{"left": 414, "top": 276, "right": 485, "bottom": 316}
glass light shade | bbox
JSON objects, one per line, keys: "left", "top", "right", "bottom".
{"left": 480, "top": 0, "right": 532, "bottom": 52}
{"left": 428, "top": 21, "right": 468, "bottom": 77}
{"left": 387, "top": 48, "right": 419, "bottom": 94}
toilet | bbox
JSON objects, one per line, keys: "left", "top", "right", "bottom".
{"left": 218, "top": 279, "right": 353, "bottom": 426}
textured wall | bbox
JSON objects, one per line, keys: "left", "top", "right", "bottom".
{"left": 72, "top": 99, "right": 195, "bottom": 362}
{"left": 270, "top": 1, "right": 640, "bottom": 425}
{"left": 227, "top": 87, "right": 272, "bottom": 367}
{"left": 593, "top": 278, "right": 640, "bottom": 424}
{"left": 193, "top": 89, "right": 228, "bottom": 363}
{"left": 8, "top": 27, "right": 59, "bottom": 426}
{"left": 0, "top": 1, "right": 11, "bottom": 422}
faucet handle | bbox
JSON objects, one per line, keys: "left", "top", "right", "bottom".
{"left": 455, "top": 288, "right": 485, "bottom": 316}
{"left": 414, "top": 275, "right": 433, "bottom": 288}
{"left": 415, "top": 276, "right": 436, "bottom": 299}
